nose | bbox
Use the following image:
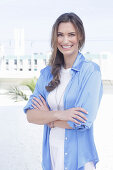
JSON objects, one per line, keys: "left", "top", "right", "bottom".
{"left": 63, "top": 36, "right": 69, "bottom": 44}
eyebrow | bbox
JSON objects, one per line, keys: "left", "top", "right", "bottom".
{"left": 57, "top": 32, "right": 76, "bottom": 34}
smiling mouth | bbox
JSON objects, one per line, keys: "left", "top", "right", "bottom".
{"left": 61, "top": 45, "right": 73, "bottom": 49}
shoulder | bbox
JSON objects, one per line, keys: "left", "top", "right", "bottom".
{"left": 79, "top": 58, "right": 101, "bottom": 83}
{"left": 82, "top": 58, "right": 101, "bottom": 74}
{"left": 40, "top": 65, "right": 52, "bottom": 79}
{"left": 40, "top": 65, "right": 51, "bottom": 73}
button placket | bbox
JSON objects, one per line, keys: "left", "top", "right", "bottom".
{"left": 65, "top": 152, "right": 68, "bottom": 156}
{"left": 65, "top": 137, "right": 68, "bottom": 140}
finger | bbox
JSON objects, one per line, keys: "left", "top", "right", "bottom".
{"left": 73, "top": 114, "right": 86, "bottom": 123}
{"left": 33, "top": 97, "right": 43, "bottom": 106}
{"left": 32, "top": 99, "right": 42, "bottom": 109}
{"left": 74, "top": 111, "right": 87, "bottom": 120}
{"left": 32, "top": 104, "right": 39, "bottom": 110}
{"left": 75, "top": 107, "right": 88, "bottom": 114}
{"left": 33, "top": 97, "right": 39, "bottom": 102}
{"left": 70, "top": 117, "right": 81, "bottom": 125}
{"left": 39, "top": 95, "right": 47, "bottom": 105}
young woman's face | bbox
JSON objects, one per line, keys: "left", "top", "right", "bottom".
{"left": 57, "top": 22, "right": 79, "bottom": 58}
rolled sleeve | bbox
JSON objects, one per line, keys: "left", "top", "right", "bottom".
{"left": 68, "top": 69, "right": 103, "bottom": 131}
{"left": 23, "top": 69, "right": 44, "bottom": 113}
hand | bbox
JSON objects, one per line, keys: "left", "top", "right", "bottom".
{"left": 47, "top": 122, "right": 54, "bottom": 128}
{"left": 57, "top": 107, "right": 88, "bottom": 125}
{"left": 32, "top": 95, "right": 49, "bottom": 112}
{"left": 32, "top": 95, "right": 51, "bottom": 127}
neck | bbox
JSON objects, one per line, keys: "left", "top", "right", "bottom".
{"left": 63, "top": 52, "right": 78, "bottom": 69}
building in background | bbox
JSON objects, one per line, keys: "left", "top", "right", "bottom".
{"left": 0, "top": 50, "right": 113, "bottom": 80}
{"left": 84, "top": 52, "right": 113, "bottom": 81}
{"left": 0, "top": 28, "right": 50, "bottom": 78}
{"left": 14, "top": 29, "right": 25, "bottom": 71}
{"left": 14, "top": 29, "right": 25, "bottom": 56}
{"left": 0, "top": 29, "right": 113, "bottom": 91}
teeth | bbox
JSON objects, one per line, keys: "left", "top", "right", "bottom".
{"left": 62, "top": 45, "right": 72, "bottom": 49}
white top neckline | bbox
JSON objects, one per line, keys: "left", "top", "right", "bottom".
{"left": 60, "top": 66, "right": 71, "bottom": 73}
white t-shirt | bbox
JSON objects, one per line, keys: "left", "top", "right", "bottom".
{"left": 47, "top": 67, "right": 71, "bottom": 170}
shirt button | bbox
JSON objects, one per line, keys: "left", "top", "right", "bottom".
{"left": 65, "top": 152, "right": 68, "bottom": 155}
{"left": 65, "top": 137, "right": 68, "bottom": 140}
{"left": 65, "top": 167, "right": 67, "bottom": 170}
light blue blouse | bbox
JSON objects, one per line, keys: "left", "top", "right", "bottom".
{"left": 24, "top": 52, "right": 103, "bottom": 170}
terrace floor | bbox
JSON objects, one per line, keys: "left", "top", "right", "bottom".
{"left": 0, "top": 84, "right": 113, "bottom": 170}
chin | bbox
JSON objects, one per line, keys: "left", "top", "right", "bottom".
{"left": 62, "top": 51, "right": 74, "bottom": 56}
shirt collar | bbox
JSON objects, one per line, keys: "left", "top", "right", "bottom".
{"left": 71, "top": 52, "right": 85, "bottom": 72}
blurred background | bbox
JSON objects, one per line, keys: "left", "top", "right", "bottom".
{"left": 0, "top": 0, "right": 113, "bottom": 170}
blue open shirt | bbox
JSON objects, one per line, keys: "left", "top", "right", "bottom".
{"left": 24, "top": 52, "right": 103, "bottom": 170}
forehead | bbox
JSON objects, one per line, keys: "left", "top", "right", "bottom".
{"left": 57, "top": 22, "right": 77, "bottom": 32}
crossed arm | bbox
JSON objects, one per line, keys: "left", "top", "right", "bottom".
{"left": 26, "top": 95, "right": 88, "bottom": 129}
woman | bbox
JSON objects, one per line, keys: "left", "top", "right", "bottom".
{"left": 24, "top": 12, "right": 103, "bottom": 170}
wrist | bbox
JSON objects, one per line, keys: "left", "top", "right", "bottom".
{"left": 53, "top": 110, "right": 63, "bottom": 120}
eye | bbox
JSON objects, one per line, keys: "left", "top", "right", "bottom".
{"left": 57, "top": 33, "right": 63, "bottom": 37}
{"left": 69, "top": 33, "right": 76, "bottom": 37}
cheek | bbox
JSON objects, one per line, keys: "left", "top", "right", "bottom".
{"left": 57, "top": 41, "right": 62, "bottom": 50}
{"left": 57, "top": 37, "right": 63, "bottom": 44}
{"left": 72, "top": 37, "right": 78, "bottom": 43}
{"left": 73, "top": 39, "right": 79, "bottom": 48}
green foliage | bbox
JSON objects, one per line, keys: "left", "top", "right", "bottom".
{"left": 22, "top": 77, "right": 37, "bottom": 93}
{"left": 8, "top": 77, "right": 37, "bottom": 102}
{"left": 9, "top": 86, "right": 28, "bottom": 101}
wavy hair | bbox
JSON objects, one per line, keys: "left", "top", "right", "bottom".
{"left": 46, "top": 12, "right": 85, "bottom": 92}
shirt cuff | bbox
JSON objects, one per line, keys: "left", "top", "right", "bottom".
{"left": 67, "top": 120, "right": 91, "bottom": 131}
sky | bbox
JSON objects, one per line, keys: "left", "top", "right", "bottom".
{"left": 0, "top": 0, "right": 113, "bottom": 53}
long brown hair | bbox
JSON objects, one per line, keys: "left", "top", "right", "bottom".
{"left": 46, "top": 12, "right": 85, "bottom": 92}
